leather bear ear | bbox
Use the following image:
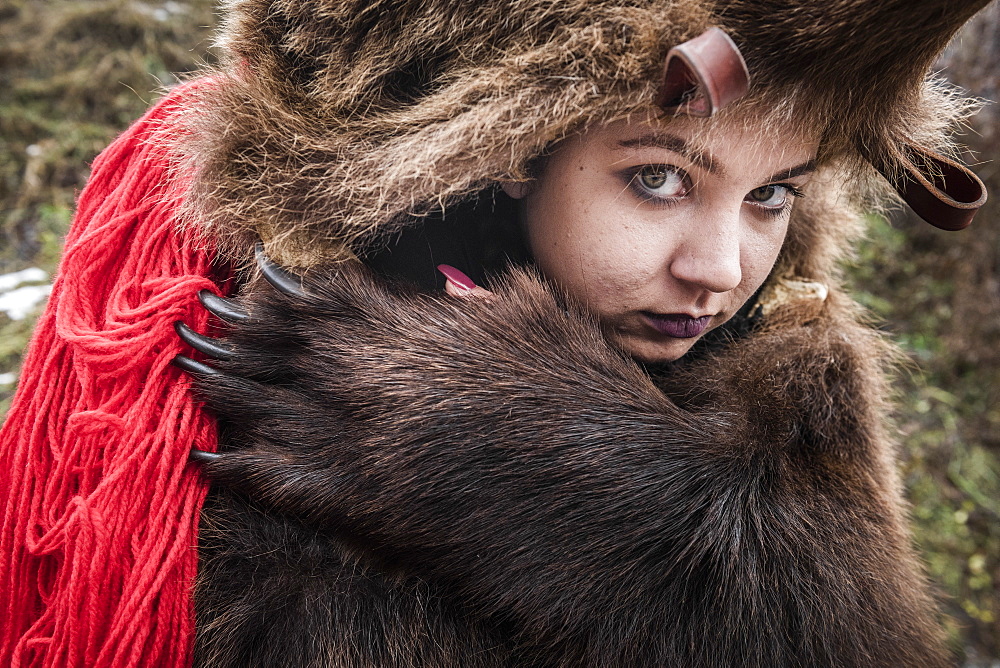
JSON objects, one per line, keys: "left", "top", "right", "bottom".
{"left": 656, "top": 27, "right": 750, "bottom": 117}
{"left": 872, "top": 143, "right": 987, "bottom": 231}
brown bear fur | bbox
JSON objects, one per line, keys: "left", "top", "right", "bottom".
{"left": 167, "top": 0, "right": 994, "bottom": 665}
{"left": 192, "top": 266, "right": 949, "bottom": 667}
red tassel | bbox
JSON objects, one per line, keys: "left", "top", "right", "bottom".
{"left": 0, "top": 80, "right": 224, "bottom": 667}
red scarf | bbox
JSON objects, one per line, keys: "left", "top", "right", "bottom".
{"left": 0, "top": 81, "right": 222, "bottom": 667}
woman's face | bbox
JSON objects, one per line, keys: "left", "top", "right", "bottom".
{"left": 508, "top": 115, "right": 818, "bottom": 363}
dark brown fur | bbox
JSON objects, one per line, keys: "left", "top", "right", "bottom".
{"left": 192, "top": 266, "right": 950, "bottom": 667}
{"left": 175, "top": 1, "right": 993, "bottom": 665}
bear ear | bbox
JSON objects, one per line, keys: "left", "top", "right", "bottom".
{"left": 656, "top": 28, "right": 750, "bottom": 117}
{"left": 871, "top": 143, "right": 987, "bottom": 231}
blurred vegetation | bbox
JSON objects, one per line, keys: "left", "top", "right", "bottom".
{"left": 0, "top": 0, "right": 997, "bottom": 662}
{"left": 847, "top": 217, "right": 1000, "bottom": 663}
{"left": 862, "top": 11, "right": 1000, "bottom": 662}
{"left": 0, "top": 0, "right": 217, "bottom": 413}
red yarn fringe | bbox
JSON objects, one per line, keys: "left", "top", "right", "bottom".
{"left": 0, "top": 82, "right": 222, "bottom": 667}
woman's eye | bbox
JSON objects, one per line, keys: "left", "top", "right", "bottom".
{"left": 636, "top": 165, "right": 687, "bottom": 198}
{"left": 746, "top": 184, "right": 795, "bottom": 209}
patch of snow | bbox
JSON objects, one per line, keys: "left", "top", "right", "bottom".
{"left": 0, "top": 267, "right": 48, "bottom": 292}
{"left": 0, "top": 284, "right": 52, "bottom": 320}
{"left": 132, "top": 1, "right": 187, "bottom": 21}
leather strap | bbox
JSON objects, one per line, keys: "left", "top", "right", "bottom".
{"left": 874, "top": 144, "right": 987, "bottom": 231}
{"left": 656, "top": 28, "right": 750, "bottom": 117}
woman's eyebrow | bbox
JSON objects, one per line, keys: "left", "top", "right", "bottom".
{"left": 763, "top": 160, "right": 817, "bottom": 184}
{"left": 615, "top": 133, "right": 723, "bottom": 175}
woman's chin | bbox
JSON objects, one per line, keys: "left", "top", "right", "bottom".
{"left": 614, "top": 333, "right": 700, "bottom": 365}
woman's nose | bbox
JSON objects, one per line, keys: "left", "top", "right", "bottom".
{"left": 668, "top": 212, "right": 742, "bottom": 293}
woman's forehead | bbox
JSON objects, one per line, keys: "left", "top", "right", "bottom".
{"left": 585, "top": 113, "right": 820, "bottom": 175}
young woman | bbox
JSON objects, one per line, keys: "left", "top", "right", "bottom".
{"left": 0, "top": 0, "right": 991, "bottom": 666}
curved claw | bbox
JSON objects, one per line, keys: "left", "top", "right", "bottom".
{"left": 198, "top": 290, "right": 248, "bottom": 323}
{"left": 172, "top": 354, "right": 220, "bottom": 376}
{"left": 255, "top": 242, "right": 308, "bottom": 297}
{"left": 174, "top": 321, "right": 234, "bottom": 361}
{"left": 189, "top": 448, "right": 222, "bottom": 464}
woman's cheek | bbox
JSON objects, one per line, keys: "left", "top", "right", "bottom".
{"left": 572, "top": 225, "right": 661, "bottom": 303}
{"left": 741, "top": 217, "right": 791, "bottom": 287}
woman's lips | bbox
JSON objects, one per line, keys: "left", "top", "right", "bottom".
{"left": 641, "top": 312, "right": 712, "bottom": 338}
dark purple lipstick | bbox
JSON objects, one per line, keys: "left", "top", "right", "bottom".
{"left": 642, "top": 313, "right": 712, "bottom": 338}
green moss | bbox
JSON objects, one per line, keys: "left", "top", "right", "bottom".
{"left": 847, "top": 215, "right": 1000, "bottom": 660}
{"left": 0, "top": 0, "right": 216, "bottom": 273}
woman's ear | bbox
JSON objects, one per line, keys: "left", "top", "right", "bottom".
{"left": 500, "top": 180, "right": 533, "bottom": 199}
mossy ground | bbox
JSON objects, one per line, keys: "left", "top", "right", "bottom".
{"left": 846, "top": 217, "right": 999, "bottom": 662}
{"left": 0, "top": 0, "right": 996, "bottom": 662}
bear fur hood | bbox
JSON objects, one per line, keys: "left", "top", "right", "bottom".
{"left": 164, "top": 3, "right": 991, "bottom": 663}
{"left": 175, "top": 0, "right": 989, "bottom": 285}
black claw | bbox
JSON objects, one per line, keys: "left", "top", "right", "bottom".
{"left": 189, "top": 448, "right": 222, "bottom": 463}
{"left": 172, "top": 354, "right": 221, "bottom": 376}
{"left": 255, "top": 242, "right": 308, "bottom": 297}
{"left": 174, "top": 321, "right": 234, "bottom": 361}
{"left": 198, "top": 290, "right": 249, "bottom": 323}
